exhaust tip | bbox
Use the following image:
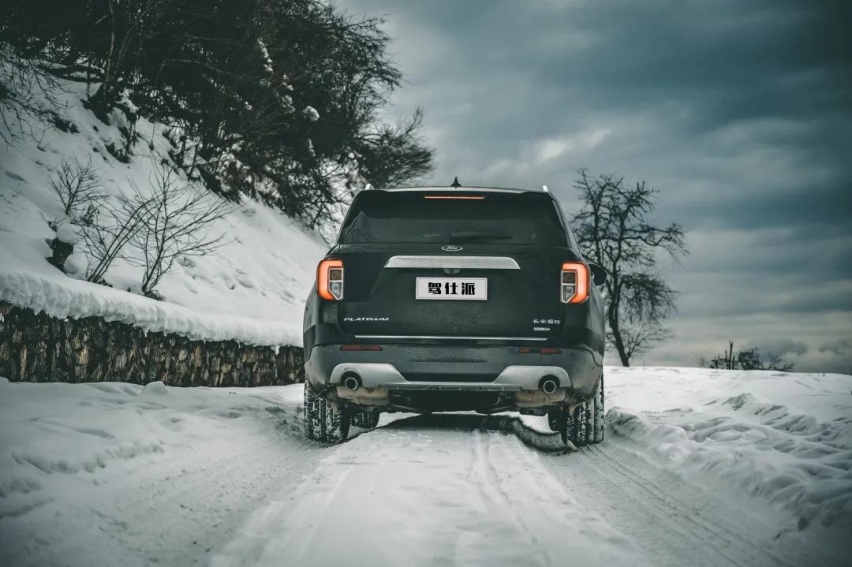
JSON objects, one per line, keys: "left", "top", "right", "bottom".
{"left": 343, "top": 373, "right": 362, "bottom": 391}
{"left": 540, "top": 376, "right": 559, "bottom": 395}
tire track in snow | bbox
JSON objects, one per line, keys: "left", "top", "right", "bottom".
{"left": 467, "top": 431, "right": 551, "bottom": 567}
{"left": 212, "top": 418, "right": 648, "bottom": 567}
{"left": 585, "top": 444, "right": 794, "bottom": 566}
{"left": 541, "top": 436, "right": 824, "bottom": 567}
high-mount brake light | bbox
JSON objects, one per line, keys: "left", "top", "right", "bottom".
{"left": 423, "top": 195, "right": 485, "bottom": 200}
{"left": 317, "top": 258, "right": 344, "bottom": 301}
{"left": 561, "top": 262, "right": 590, "bottom": 304}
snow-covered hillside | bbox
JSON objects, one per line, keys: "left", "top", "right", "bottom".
{"left": 0, "top": 78, "right": 327, "bottom": 346}
{"left": 1, "top": 368, "right": 849, "bottom": 566}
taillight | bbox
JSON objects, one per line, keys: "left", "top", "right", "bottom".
{"left": 561, "top": 262, "right": 589, "bottom": 304}
{"left": 518, "top": 347, "right": 562, "bottom": 354}
{"left": 318, "top": 258, "right": 344, "bottom": 301}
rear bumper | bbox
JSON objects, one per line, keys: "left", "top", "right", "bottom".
{"left": 304, "top": 343, "right": 602, "bottom": 410}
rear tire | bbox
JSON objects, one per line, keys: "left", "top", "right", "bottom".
{"left": 556, "top": 407, "right": 570, "bottom": 446}
{"left": 352, "top": 410, "right": 380, "bottom": 429}
{"left": 591, "top": 375, "right": 605, "bottom": 444}
{"left": 303, "top": 381, "right": 350, "bottom": 443}
{"left": 548, "top": 410, "right": 559, "bottom": 432}
{"left": 304, "top": 382, "right": 320, "bottom": 440}
{"left": 550, "top": 375, "right": 604, "bottom": 448}
{"left": 571, "top": 404, "right": 587, "bottom": 446}
{"left": 368, "top": 411, "right": 380, "bottom": 428}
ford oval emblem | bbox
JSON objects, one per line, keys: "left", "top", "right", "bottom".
{"left": 442, "top": 245, "right": 463, "bottom": 252}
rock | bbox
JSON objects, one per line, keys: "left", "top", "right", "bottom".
{"left": 0, "top": 302, "right": 304, "bottom": 387}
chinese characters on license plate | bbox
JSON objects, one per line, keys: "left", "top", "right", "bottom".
{"left": 415, "top": 277, "right": 488, "bottom": 301}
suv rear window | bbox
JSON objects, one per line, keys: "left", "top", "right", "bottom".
{"left": 338, "top": 191, "right": 567, "bottom": 246}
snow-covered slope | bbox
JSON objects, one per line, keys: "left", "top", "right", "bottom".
{"left": 0, "top": 79, "right": 327, "bottom": 346}
{"left": 1, "top": 368, "right": 849, "bottom": 566}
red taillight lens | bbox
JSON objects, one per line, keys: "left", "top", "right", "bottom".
{"left": 340, "top": 345, "right": 383, "bottom": 351}
{"left": 318, "top": 258, "right": 344, "bottom": 301}
{"left": 518, "top": 347, "right": 562, "bottom": 354}
{"left": 561, "top": 262, "right": 589, "bottom": 304}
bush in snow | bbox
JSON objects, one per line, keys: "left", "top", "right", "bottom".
{"left": 47, "top": 158, "right": 107, "bottom": 273}
{"left": 50, "top": 158, "right": 107, "bottom": 227}
{"left": 127, "top": 164, "right": 231, "bottom": 297}
{"left": 80, "top": 195, "right": 153, "bottom": 285}
{"left": 46, "top": 221, "right": 82, "bottom": 272}
{"left": 698, "top": 340, "right": 795, "bottom": 371}
{"left": 47, "top": 157, "right": 149, "bottom": 283}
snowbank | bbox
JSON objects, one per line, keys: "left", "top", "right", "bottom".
{"left": 0, "top": 377, "right": 308, "bottom": 566}
{"left": 606, "top": 367, "right": 852, "bottom": 530}
{"left": 0, "top": 77, "right": 327, "bottom": 347}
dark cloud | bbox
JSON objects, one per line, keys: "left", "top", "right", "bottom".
{"left": 746, "top": 338, "right": 808, "bottom": 357}
{"left": 820, "top": 339, "right": 852, "bottom": 357}
{"left": 341, "top": 0, "right": 852, "bottom": 373}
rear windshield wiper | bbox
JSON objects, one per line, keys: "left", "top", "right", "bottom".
{"left": 448, "top": 231, "right": 513, "bottom": 242}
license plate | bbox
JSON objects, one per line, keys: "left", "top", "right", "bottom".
{"left": 415, "top": 277, "right": 488, "bottom": 301}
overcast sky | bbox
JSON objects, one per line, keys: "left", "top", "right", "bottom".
{"left": 341, "top": 0, "right": 852, "bottom": 373}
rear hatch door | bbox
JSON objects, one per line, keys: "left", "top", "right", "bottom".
{"left": 332, "top": 191, "right": 580, "bottom": 339}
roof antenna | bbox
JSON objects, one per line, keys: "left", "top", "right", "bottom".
{"left": 542, "top": 185, "right": 549, "bottom": 193}
{"left": 450, "top": 177, "right": 461, "bottom": 188}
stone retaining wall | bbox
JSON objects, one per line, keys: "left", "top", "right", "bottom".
{"left": 0, "top": 302, "right": 304, "bottom": 386}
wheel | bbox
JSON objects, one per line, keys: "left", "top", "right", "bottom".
{"left": 591, "top": 375, "right": 605, "bottom": 444}
{"left": 557, "top": 407, "right": 570, "bottom": 446}
{"left": 303, "top": 382, "right": 320, "bottom": 440}
{"left": 547, "top": 410, "right": 560, "bottom": 432}
{"left": 571, "top": 403, "right": 587, "bottom": 446}
{"left": 367, "top": 411, "right": 380, "bottom": 428}
{"left": 352, "top": 410, "right": 380, "bottom": 429}
{"left": 303, "top": 381, "right": 350, "bottom": 443}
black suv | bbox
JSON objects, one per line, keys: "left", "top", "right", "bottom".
{"left": 302, "top": 184, "right": 606, "bottom": 446}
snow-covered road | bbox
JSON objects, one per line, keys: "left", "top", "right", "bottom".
{"left": 2, "top": 369, "right": 850, "bottom": 566}
{"left": 213, "top": 418, "right": 645, "bottom": 567}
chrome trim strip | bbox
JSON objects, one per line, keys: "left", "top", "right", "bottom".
{"left": 328, "top": 363, "right": 571, "bottom": 390}
{"left": 353, "top": 335, "right": 547, "bottom": 342}
{"left": 384, "top": 255, "right": 520, "bottom": 270}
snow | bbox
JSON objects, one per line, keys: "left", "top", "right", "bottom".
{"left": 0, "top": 76, "right": 327, "bottom": 347}
{"left": 1, "top": 368, "right": 850, "bottom": 566}
{"left": 302, "top": 106, "right": 320, "bottom": 122}
{"left": 605, "top": 367, "right": 852, "bottom": 531}
{"left": 53, "top": 222, "right": 81, "bottom": 245}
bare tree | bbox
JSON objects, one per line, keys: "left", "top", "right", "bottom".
{"left": 572, "top": 170, "right": 688, "bottom": 366}
{"left": 698, "top": 341, "right": 794, "bottom": 371}
{"left": 0, "top": 45, "right": 61, "bottom": 144}
{"left": 81, "top": 197, "right": 153, "bottom": 284}
{"left": 50, "top": 158, "right": 108, "bottom": 226}
{"left": 47, "top": 156, "right": 149, "bottom": 281}
{"left": 764, "top": 350, "right": 795, "bottom": 372}
{"left": 128, "top": 164, "right": 231, "bottom": 296}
